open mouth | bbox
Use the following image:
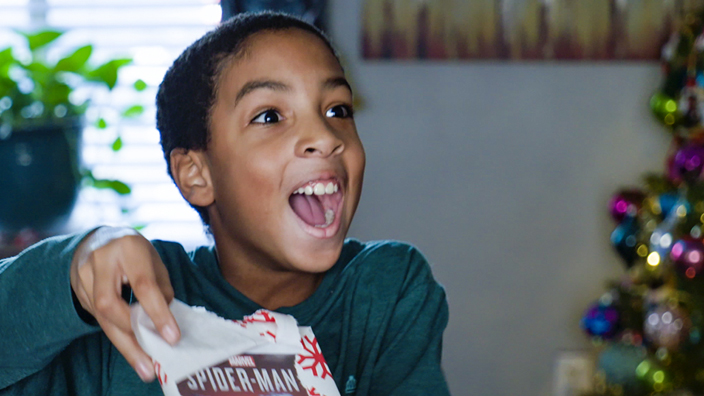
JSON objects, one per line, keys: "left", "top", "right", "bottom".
{"left": 288, "top": 179, "right": 342, "bottom": 229}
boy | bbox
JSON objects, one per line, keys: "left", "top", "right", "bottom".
{"left": 0, "top": 12, "right": 449, "bottom": 396}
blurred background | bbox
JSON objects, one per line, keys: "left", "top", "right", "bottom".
{"left": 0, "top": 0, "right": 696, "bottom": 395}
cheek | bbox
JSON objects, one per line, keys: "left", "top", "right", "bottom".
{"left": 226, "top": 152, "right": 283, "bottom": 212}
{"left": 347, "top": 138, "right": 366, "bottom": 179}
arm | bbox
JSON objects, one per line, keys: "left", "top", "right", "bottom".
{"left": 0, "top": 230, "right": 100, "bottom": 389}
{"left": 1, "top": 226, "right": 180, "bottom": 392}
{"left": 370, "top": 247, "right": 450, "bottom": 396}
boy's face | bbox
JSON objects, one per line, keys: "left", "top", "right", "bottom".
{"left": 203, "top": 29, "right": 365, "bottom": 273}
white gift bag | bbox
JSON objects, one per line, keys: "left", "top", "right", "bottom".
{"left": 131, "top": 299, "right": 340, "bottom": 396}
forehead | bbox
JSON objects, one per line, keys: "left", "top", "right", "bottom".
{"left": 217, "top": 29, "right": 343, "bottom": 88}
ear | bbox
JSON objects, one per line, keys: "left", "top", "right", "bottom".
{"left": 170, "top": 148, "right": 214, "bottom": 207}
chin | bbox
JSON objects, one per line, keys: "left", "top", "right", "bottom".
{"left": 285, "top": 236, "right": 345, "bottom": 273}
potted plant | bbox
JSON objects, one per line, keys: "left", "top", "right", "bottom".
{"left": 0, "top": 29, "right": 143, "bottom": 233}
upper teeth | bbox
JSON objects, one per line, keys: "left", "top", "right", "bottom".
{"left": 295, "top": 182, "right": 339, "bottom": 196}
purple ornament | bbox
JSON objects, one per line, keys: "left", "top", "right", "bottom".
{"left": 670, "top": 144, "right": 704, "bottom": 182}
{"left": 581, "top": 302, "right": 620, "bottom": 339}
{"left": 670, "top": 238, "right": 704, "bottom": 278}
{"left": 609, "top": 190, "right": 645, "bottom": 222}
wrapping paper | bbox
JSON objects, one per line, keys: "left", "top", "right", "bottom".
{"left": 131, "top": 299, "right": 339, "bottom": 396}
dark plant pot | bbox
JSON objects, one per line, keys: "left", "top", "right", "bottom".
{"left": 0, "top": 119, "right": 82, "bottom": 232}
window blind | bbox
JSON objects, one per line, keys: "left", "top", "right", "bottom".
{"left": 1, "top": 0, "right": 220, "bottom": 248}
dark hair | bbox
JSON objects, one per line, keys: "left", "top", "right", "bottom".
{"left": 156, "top": 11, "right": 340, "bottom": 225}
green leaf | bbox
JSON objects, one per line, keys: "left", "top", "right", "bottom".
{"left": 91, "top": 179, "right": 131, "bottom": 195}
{"left": 44, "top": 82, "right": 71, "bottom": 105}
{"left": 96, "top": 118, "right": 107, "bottom": 129}
{"left": 73, "top": 101, "right": 90, "bottom": 115}
{"left": 0, "top": 47, "right": 14, "bottom": 68}
{"left": 132, "top": 224, "right": 146, "bottom": 231}
{"left": 111, "top": 136, "right": 123, "bottom": 151}
{"left": 0, "top": 77, "right": 17, "bottom": 96}
{"left": 21, "top": 61, "right": 50, "bottom": 74}
{"left": 121, "top": 105, "right": 143, "bottom": 118}
{"left": 133, "top": 79, "right": 147, "bottom": 91}
{"left": 87, "top": 58, "right": 132, "bottom": 90}
{"left": 55, "top": 45, "right": 92, "bottom": 72}
{"left": 0, "top": 48, "right": 14, "bottom": 81}
{"left": 20, "top": 30, "right": 63, "bottom": 52}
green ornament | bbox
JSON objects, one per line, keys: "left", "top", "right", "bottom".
{"left": 635, "top": 358, "right": 672, "bottom": 393}
{"left": 650, "top": 92, "right": 679, "bottom": 126}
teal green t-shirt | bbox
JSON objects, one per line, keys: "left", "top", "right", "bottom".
{"left": 0, "top": 233, "right": 450, "bottom": 395}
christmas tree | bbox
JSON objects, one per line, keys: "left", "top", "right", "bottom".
{"left": 581, "top": 13, "right": 704, "bottom": 396}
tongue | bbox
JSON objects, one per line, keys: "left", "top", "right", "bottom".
{"left": 289, "top": 194, "right": 326, "bottom": 226}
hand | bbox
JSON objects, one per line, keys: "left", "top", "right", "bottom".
{"left": 69, "top": 226, "right": 180, "bottom": 382}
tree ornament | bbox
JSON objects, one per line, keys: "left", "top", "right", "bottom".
{"left": 611, "top": 216, "right": 640, "bottom": 268}
{"left": 609, "top": 190, "right": 645, "bottom": 223}
{"left": 658, "top": 192, "right": 680, "bottom": 219}
{"left": 651, "top": 92, "right": 679, "bottom": 126}
{"left": 670, "top": 144, "right": 704, "bottom": 181}
{"left": 661, "top": 33, "right": 679, "bottom": 62}
{"left": 597, "top": 344, "right": 649, "bottom": 395}
{"left": 581, "top": 301, "right": 620, "bottom": 339}
{"left": 634, "top": 356, "right": 672, "bottom": 394}
{"left": 670, "top": 238, "right": 704, "bottom": 279}
{"left": 679, "top": 86, "right": 704, "bottom": 128}
{"left": 644, "top": 304, "right": 691, "bottom": 350}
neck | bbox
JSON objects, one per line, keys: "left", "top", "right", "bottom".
{"left": 213, "top": 238, "right": 324, "bottom": 311}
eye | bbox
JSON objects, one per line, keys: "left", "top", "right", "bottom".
{"left": 325, "top": 104, "right": 353, "bottom": 119}
{"left": 251, "top": 109, "right": 282, "bottom": 124}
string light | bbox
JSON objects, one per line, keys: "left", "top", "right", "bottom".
{"left": 636, "top": 361, "right": 650, "bottom": 378}
{"left": 653, "top": 370, "right": 665, "bottom": 383}
{"left": 647, "top": 252, "right": 661, "bottom": 267}
{"left": 665, "top": 100, "right": 677, "bottom": 113}
{"left": 660, "top": 233, "right": 673, "bottom": 248}
{"left": 677, "top": 204, "right": 688, "bottom": 217}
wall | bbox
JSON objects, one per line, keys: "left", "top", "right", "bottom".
{"left": 329, "top": 1, "right": 671, "bottom": 395}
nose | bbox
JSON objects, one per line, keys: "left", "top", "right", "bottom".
{"left": 295, "top": 116, "right": 345, "bottom": 158}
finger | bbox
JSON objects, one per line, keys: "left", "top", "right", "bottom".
{"left": 150, "top": 250, "right": 175, "bottom": 304}
{"left": 92, "top": 267, "right": 133, "bottom": 333}
{"left": 99, "top": 319, "right": 155, "bottom": 382}
{"left": 125, "top": 267, "right": 180, "bottom": 345}
{"left": 76, "top": 262, "right": 96, "bottom": 313}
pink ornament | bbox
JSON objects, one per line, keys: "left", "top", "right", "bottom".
{"left": 609, "top": 190, "right": 644, "bottom": 222}
{"left": 671, "top": 238, "right": 704, "bottom": 279}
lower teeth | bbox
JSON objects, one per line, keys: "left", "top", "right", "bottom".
{"left": 315, "top": 209, "right": 335, "bottom": 228}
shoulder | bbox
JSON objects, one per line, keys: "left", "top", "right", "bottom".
{"left": 148, "top": 240, "right": 214, "bottom": 273}
{"left": 340, "top": 239, "right": 444, "bottom": 297}
{"left": 150, "top": 239, "right": 189, "bottom": 261}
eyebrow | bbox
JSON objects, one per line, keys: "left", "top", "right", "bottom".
{"left": 233, "top": 76, "right": 353, "bottom": 108}
{"left": 323, "top": 76, "right": 353, "bottom": 95}
{"left": 234, "top": 80, "right": 291, "bottom": 107}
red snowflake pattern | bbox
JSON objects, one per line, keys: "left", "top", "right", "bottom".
{"left": 307, "top": 387, "right": 322, "bottom": 396}
{"left": 259, "top": 330, "right": 277, "bottom": 340}
{"left": 297, "top": 336, "right": 332, "bottom": 379}
{"left": 232, "top": 319, "right": 248, "bottom": 328}
{"left": 242, "top": 310, "right": 276, "bottom": 324}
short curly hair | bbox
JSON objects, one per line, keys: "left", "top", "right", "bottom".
{"left": 156, "top": 11, "right": 340, "bottom": 225}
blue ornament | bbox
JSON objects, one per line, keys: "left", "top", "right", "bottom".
{"left": 582, "top": 301, "right": 620, "bottom": 338}
{"left": 658, "top": 192, "right": 679, "bottom": 218}
{"left": 611, "top": 216, "right": 639, "bottom": 268}
{"left": 598, "top": 344, "right": 648, "bottom": 394}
